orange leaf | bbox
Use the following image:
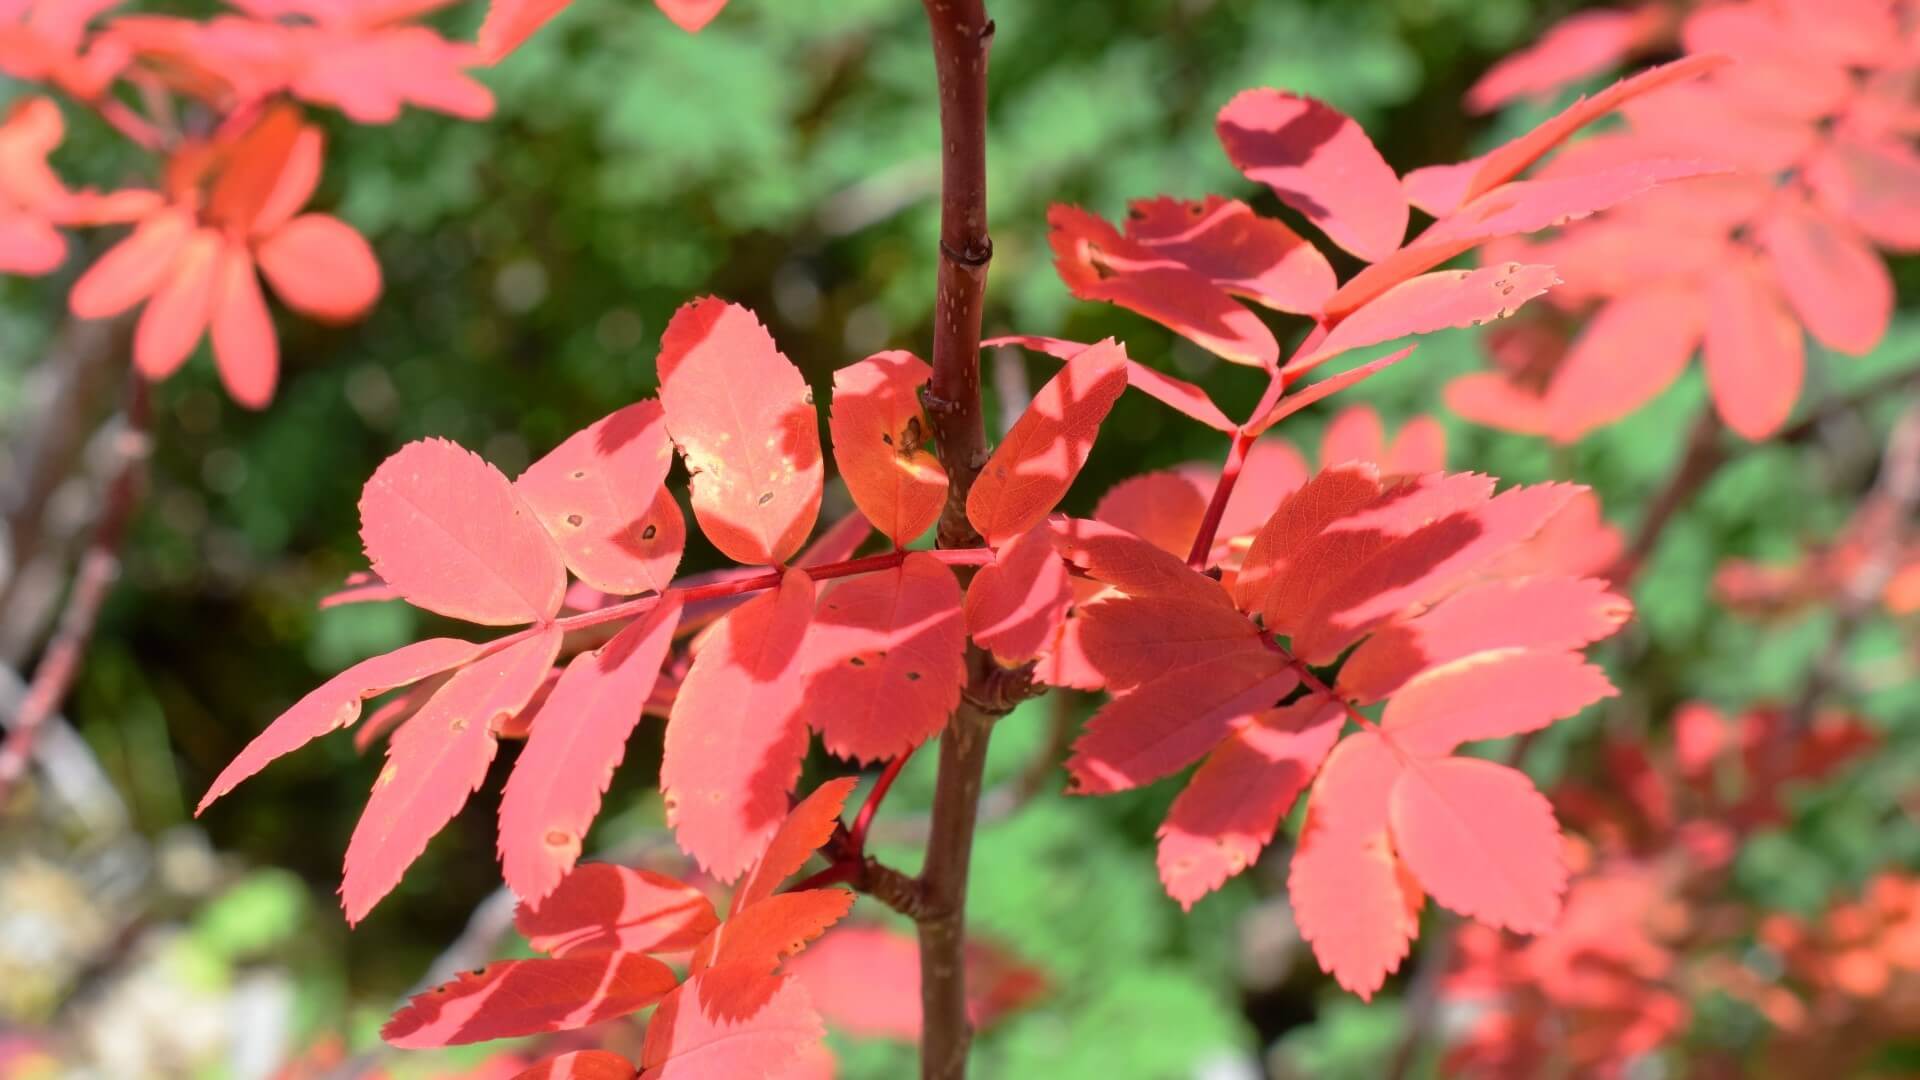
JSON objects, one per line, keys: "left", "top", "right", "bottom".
{"left": 828, "top": 351, "right": 947, "bottom": 546}
{"left": 733, "top": 776, "right": 858, "bottom": 911}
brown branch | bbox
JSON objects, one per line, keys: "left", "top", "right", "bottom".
{"left": 1606, "top": 406, "right": 1727, "bottom": 586}
{"left": 922, "top": 0, "right": 994, "bottom": 552}
{"left": 1786, "top": 400, "right": 1920, "bottom": 732}
{"left": 0, "top": 375, "right": 152, "bottom": 800}
{"left": 915, "top": 3, "right": 997, "bottom": 1076}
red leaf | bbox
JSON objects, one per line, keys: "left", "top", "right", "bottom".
{"left": 515, "top": 863, "right": 719, "bottom": 957}
{"left": 197, "top": 637, "right": 483, "bottom": 814}
{"left": 1232, "top": 463, "right": 1384, "bottom": 617}
{"left": 1215, "top": 89, "right": 1407, "bottom": 263}
{"left": 1385, "top": 415, "right": 1445, "bottom": 475}
{"left": 382, "top": 951, "right": 678, "bottom": 1048}
{"left": 1048, "top": 517, "right": 1232, "bottom": 608}
{"left": 1403, "top": 55, "right": 1726, "bottom": 216}
{"left": 654, "top": 0, "right": 727, "bottom": 33}
{"left": 1047, "top": 205, "right": 1278, "bottom": 367}
{"left": 499, "top": 597, "right": 684, "bottom": 903}
{"left": 1093, "top": 471, "right": 1207, "bottom": 557}
{"left": 1542, "top": 287, "right": 1706, "bottom": 442}
{"left": 639, "top": 966, "right": 823, "bottom": 1080}
{"left": 360, "top": 438, "right": 568, "bottom": 626}
{"left": 1157, "top": 698, "right": 1344, "bottom": 908}
{"left": 1703, "top": 259, "right": 1803, "bottom": 441}
{"left": 513, "top": 1051, "right": 637, "bottom": 1080}
{"left": 1328, "top": 158, "right": 1720, "bottom": 321}
{"left": 1124, "top": 194, "right": 1336, "bottom": 314}
{"left": 1757, "top": 201, "right": 1892, "bottom": 357}
{"left": 517, "top": 401, "right": 683, "bottom": 597}
{"left": 1067, "top": 650, "right": 1297, "bottom": 795}
{"left": 828, "top": 351, "right": 947, "bottom": 546}
{"left": 1389, "top": 756, "right": 1567, "bottom": 933}
{"left": 691, "top": 889, "right": 854, "bottom": 974}
{"left": 1289, "top": 732, "right": 1420, "bottom": 999}
{"left": 985, "top": 334, "right": 1234, "bottom": 432}
{"left": 966, "top": 339, "right": 1128, "bottom": 544}
{"left": 657, "top": 298, "right": 823, "bottom": 566}
{"left": 800, "top": 554, "right": 966, "bottom": 763}
{"left": 343, "top": 628, "right": 562, "bottom": 922}
{"left": 1290, "top": 263, "right": 1558, "bottom": 376}
{"left": 1289, "top": 481, "right": 1580, "bottom": 662}
{"left": 662, "top": 570, "right": 815, "bottom": 880}
{"left": 1340, "top": 577, "right": 1631, "bottom": 702}
{"left": 1465, "top": 6, "right": 1672, "bottom": 113}
{"left": 1251, "top": 471, "right": 1498, "bottom": 643}
{"left": 733, "top": 777, "right": 858, "bottom": 911}
{"left": 1079, "top": 592, "right": 1269, "bottom": 691}
{"left": 964, "top": 522, "right": 1072, "bottom": 665}
{"left": 1381, "top": 648, "right": 1617, "bottom": 758}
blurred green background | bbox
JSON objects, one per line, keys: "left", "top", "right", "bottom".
{"left": 3, "top": 0, "right": 1917, "bottom": 1076}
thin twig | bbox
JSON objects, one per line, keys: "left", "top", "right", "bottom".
{"left": 0, "top": 376, "right": 151, "bottom": 800}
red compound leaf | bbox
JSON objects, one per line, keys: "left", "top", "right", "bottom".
{"left": 733, "top": 776, "right": 858, "bottom": 911}
{"left": 661, "top": 570, "right": 815, "bottom": 881}
{"left": 1291, "top": 262, "right": 1559, "bottom": 377}
{"left": 1215, "top": 88, "right": 1408, "bottom": 263}
{"left": 1380, "top": 648, "right": 1618, "bottom": 759}
{"left": 1157, "top": 697, "right": 1345, "bottom": 908}
{"left": 1703, "top": 258, "right": 1804, "bottom": 441}
{"left": 197, "top": 636, "right": 483, "bottom": 813}
{"left": 517, "top": 401, "right": 683, "bottom": 597}
{"left": 690, "top": 889, "right": 855, "bottom": 975}
{"left": 638, "top": 965, "right": 822, "bottom": 1080}
{"left": 342, "top": 627, "right": 562, "bottom": 923}
{"left": 1047, "top": 206, "right": 1278, "bottom": 368}
{"left": 828, "top": 350, "right": 947, "bottom": 547}
{"left": 498, "top": 597, "right": 684, "bottom": 903}
{"left": 966, "top": 339, "right": 1128, "bottom": 545}
{"left": 1465, "top": 5, "right": 1673, "bottom": 114}
{"left": 515, "top": 863, "right": 719, "bottom": 958}
{"left": 657, "top": 298, "right": 823, "bottom": 567}
{"left": 1066, "top": 649, "right": 1297, "bottom": 795}
{"left": 359, "top": 438, "right": 567, "bottom": 626}
{"left": 382, "top": 951, "right": 678, "bottom": 1048}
